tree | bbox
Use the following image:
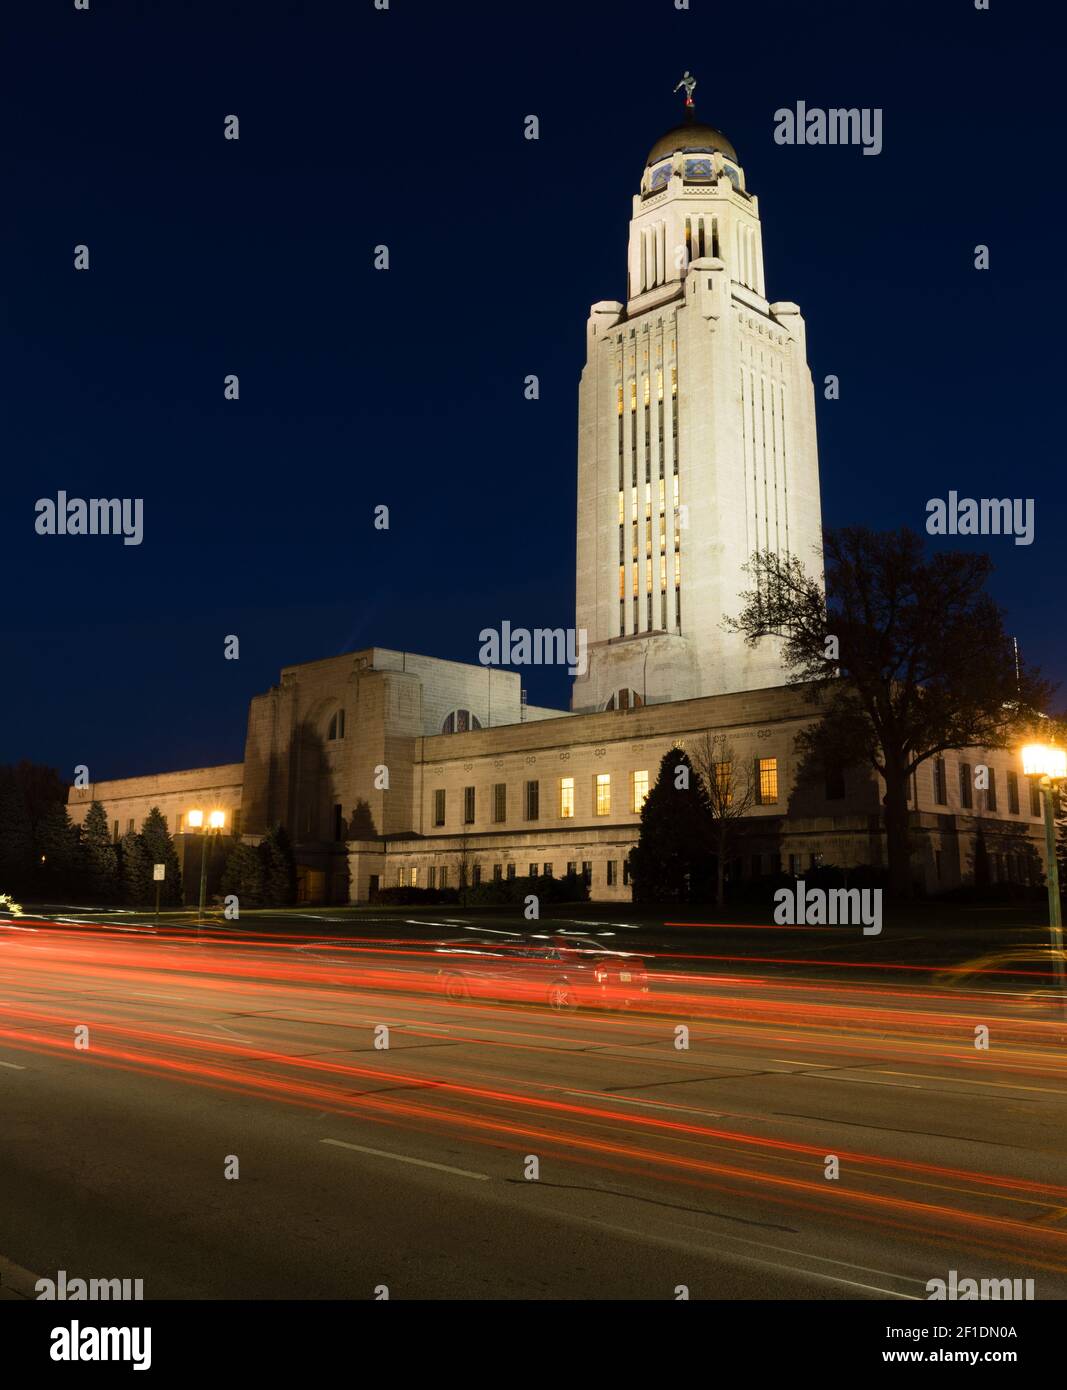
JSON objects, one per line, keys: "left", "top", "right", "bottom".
{"left": 139, "top": 807, "right": 182, "bottom": 906}
{"left": 119, "top": 830, "right": 153, "bottom": 907}
{"left": 221, "top": 839, "right": 265, "bottom": 908}
{"left": 259, "top": 825, "right": 296, "bottom": 906}
{"left": 82, "top": 800, "right": 119, "bottom": 901}
{"left": 35, "top": 802, "right": 84, "bottom": 895}
{"left": 628, "top": 748, "right": 714, "bottom": 904}
{"left": 0, "top": 768, "right": 34, "bottom": 890}
{"left": 726, "top": 527, "right": 1054, "bottom": 897}
{"left": 690, "top": 733, "right": 757, "bottom": 907}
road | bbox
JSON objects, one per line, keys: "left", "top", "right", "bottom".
{"left": 2, "top": 912, "right": 1066, "bottom": 1300}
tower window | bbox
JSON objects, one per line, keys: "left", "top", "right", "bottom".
{"left": 327, "top": 709, "right": 345, "bottom": 740}
{"left": 443, "top": 708, "right": 482, "bottom": 734}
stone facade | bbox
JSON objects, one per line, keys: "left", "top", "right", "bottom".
{"left": 66, "top": 654, "right": 1047, "bottom": 904}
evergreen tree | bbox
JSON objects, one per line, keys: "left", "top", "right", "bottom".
{"left": 259, "top": 825, "right": 296, "bottom": 906}
{"left": 82, "top": 801, "right": 119, "bottom": 901}
{"left": 221, "top": 839, "right": 265, "bottom": 909}
{"left": 0, "top": 768, "right": 34, "bottom": 890}
{"left": 140, "top": 807, "right": 182, "bottom": 905}
{"left": 35, "top": 802, "right": 84, "bottom": 895}
{"left": 628, "top": 748, "right": 714, "bottom": 904}
{"left": 120, "top": 830, "right": 153, "bottom": 907}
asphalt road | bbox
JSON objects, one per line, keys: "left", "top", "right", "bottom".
{"left": 2, "top": 912, "right": 1066, "bottom": 1300}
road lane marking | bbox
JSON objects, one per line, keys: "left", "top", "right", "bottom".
{"left": 0, "top": 1060, "right": 27, "bottom": 1070}
{"left": 320, "top": 1137, "right": 490, "bottom": 1181}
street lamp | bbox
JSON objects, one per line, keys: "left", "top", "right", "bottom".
{"left": 187, "top": 808, "right": 226, "bottom": 923}
{"left": 1020, "top": 743, "right": 1066, "bottom": 1016}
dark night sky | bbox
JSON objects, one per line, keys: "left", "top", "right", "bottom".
{"left": 4, "top": 0, "right": 1064, "bottom": 781}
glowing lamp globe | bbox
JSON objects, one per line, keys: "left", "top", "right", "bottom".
{"left": 1022, "top": 744, "right": 1067, "bottom": 780}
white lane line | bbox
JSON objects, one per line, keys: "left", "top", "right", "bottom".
{"left": 0, "top": 1060, "right": 27, "bottom": 1070}
{"left": 320, "top": 1137, "right": 490, "bottom": 1181}
{"left": 125, "top": 991, "right": 189, "bottom": 1002}
{"left": 564, "top": 1089, "right": 723, "bottom": 1119}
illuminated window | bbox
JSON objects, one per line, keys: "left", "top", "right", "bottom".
{"left": 618, "top": 490, "right": 624, "bottom": 525}
{"left": 643, "top": 376, "right": 650, "bottom": 406}
{"left": 756, "top": 758, "right": 779, "bottom": 805}
{"left": 714, "top": 762, "right": 733, "bottom": 806}
{"left": 629, "top": 380, "right": 636, "bottom": 410}
{"left": 632, "top": 769, "right": 649, "bottom": 812}
{"left": 398, "top": 867, "right": 407, "bottom": 887}
{"left": 618, "top": 564, "right": 625, "bottom": 599}
{"left": 656, "top": 368, "right": 663, "bottom": 401}
{"left": 560, "top": 777, "right": 574, "bottom": 818}
{"left": 616, "top": 384, "right": 623, "bottom": 415}
{"left": 410, "top": 868, "right": 418, "bottom": 887}
{"left": 595, "top": 773, "right": 611, "bottom": 816}
{"left": 671, "top": 366, "right": 677, "bottom": 397}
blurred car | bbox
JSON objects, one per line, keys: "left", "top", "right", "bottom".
{"left": 934, "top": 947, "right": 1067, "bottom": 1013}
{"left": 435, "top": 933, "right": 650, "bottom": 1011}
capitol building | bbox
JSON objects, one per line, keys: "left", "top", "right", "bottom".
{"left": 67, "top": 103, "right": 1043, "bottom": 903}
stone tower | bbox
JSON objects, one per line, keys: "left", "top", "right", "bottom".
{"left": 572, "top": 98, "right": 823, "bottom": 713}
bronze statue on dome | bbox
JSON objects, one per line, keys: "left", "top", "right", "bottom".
{"left": 674, "top": 71, "right": 697, "bottom": 107}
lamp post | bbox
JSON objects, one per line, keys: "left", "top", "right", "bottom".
{"left": 1021, "top": 743, "right": 1066, "bottom": 1017}
{"left": 187, "top": 808, "right": 226, "bottom": 925}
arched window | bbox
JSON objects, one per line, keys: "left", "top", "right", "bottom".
{"left": 442, "top": 708, "right": 482, "bottom": 734}
{"left": 327, "top": 708, "right": 345, "bottom": 740}
{"left": 604, "top": 688, "right": 644, "bottom": 712}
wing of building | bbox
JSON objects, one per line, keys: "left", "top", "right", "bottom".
{"left": 66, "top": 106, "right": 1047, "bottom": 904}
